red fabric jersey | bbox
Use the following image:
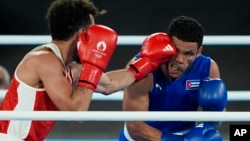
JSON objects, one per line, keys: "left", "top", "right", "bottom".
{"left": 0, "top": 44, "right": 74, "bottom": 141}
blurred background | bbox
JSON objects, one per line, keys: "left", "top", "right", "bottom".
{"left": 0, "top": 0, "right": 250, "bottom": 140}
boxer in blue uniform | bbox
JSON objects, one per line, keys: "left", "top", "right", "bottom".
{"left": 119, "top": 16, "right": 227, "bottom": 141}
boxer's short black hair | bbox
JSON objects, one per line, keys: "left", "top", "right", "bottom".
{"left": 168, "top": 16, "right": 204, "bottom": 48}
{"left": 45, "top": 0, "right": 106, "bottom": 41}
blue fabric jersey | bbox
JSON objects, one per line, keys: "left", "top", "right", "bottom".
{"left": 119, "top": 54, "right": 211, "bottom": 140}
{"left": 147, "top": 54, "right": 211, "bottom": 132}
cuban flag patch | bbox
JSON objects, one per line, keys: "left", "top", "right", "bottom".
{"left": 186, "top": 80, "right": 200, "bottom": 90}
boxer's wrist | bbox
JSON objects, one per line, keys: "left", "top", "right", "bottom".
{"left": 78, "top": 63, "right": 102, "bottom": 90}
{"left": 128, "top": 58, "right": 153, "bottom": 81}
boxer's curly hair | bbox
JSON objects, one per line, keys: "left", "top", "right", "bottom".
{"left": 45, "top": 0, "right": 106, "bottom": 41}
{"left": 167, "top": 16, "right": 204, "bottom": 48}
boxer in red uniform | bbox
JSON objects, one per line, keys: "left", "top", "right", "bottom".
{"left": 0, "top": 0, "right": 177, "bottom": 141}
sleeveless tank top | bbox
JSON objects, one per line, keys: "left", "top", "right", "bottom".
{"left": 0, "top": 43, "right": 73, "bottom": 141}
{"left": 119, "top": 54, "right": 211, "bottom": 140}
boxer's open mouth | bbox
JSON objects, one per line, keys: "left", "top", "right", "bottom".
{"left": 171, "top": 63, "right": 179, "bottom": 71}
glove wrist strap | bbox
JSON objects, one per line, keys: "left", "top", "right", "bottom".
{"left": 128, "top": 58, "right": 153, "bottom": 81}
{"left": 78, "top": 63, "right": 102, "bottom": 90}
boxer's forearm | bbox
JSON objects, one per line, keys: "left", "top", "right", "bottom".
{"left": 96, "top": 69, "right": 135, "bottom": 95}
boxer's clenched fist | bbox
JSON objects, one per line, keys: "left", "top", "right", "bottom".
{"left": 78, "top": 25, "right": 118, "bottom": 90}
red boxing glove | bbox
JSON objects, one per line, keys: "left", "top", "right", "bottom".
{"left": 78, "top": 24, "right": 117, "bottom": 90}
{"left": 128, "top": 32, "right": 177, "bottom": 81}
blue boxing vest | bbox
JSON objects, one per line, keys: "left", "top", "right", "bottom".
{"left": 146, "top": 54, "right": 211, "bottom": 133}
